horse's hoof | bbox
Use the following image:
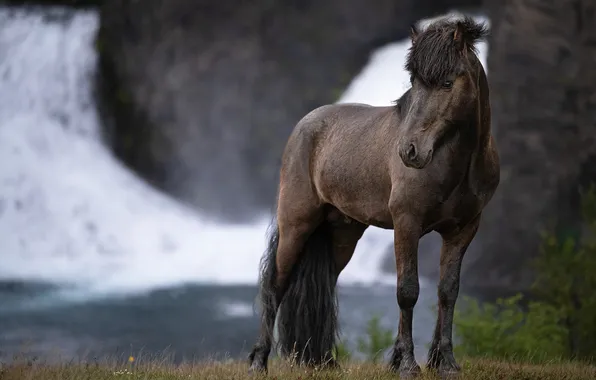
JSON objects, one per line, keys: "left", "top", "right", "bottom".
{"left": 248, "top": 362, "right": 267, "bottom": 375}
{"left": 247, "top": 351, "right": 267, "bottom": 375}
{"left": 426, "top": 346, "right": 442, "bottom": 370}
{"left": 398, "top": 361, "right": 421, "bottom": 379}
{"left": 438, "top": 362, "right": 461, "bottom": 378}
{"left": 399, "top": 368, "right": 421, "bottom": 379}
{"left": 426, "top": 356, "right": 440, "bottom": 369}
{"left": 323, "top": 358, "right": 340, "bottom": 369}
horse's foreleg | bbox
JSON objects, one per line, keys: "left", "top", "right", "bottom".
{"left": 427, "top": 214, "right": 481, "bottom": 375}
{"left": 389, "top": 215, "right": 422, "bottom": 378}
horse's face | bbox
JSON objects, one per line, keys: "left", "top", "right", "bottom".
{"left": 399, "top": 64, "right": 477, "bottom": 169}
{"left": 398, "top": 19, "right": 486, "bottom": 170}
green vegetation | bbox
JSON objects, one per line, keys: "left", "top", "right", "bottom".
{"left": 334, "top": 314, "right": 394, "bottom": 363}
{"left": 454, "top": 185, "right": 596, "bottom": 363}
{"left": 355, "top": 315, "right": 394, "bottom": 363}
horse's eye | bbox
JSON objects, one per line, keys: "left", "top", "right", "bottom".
{"left": 442, "top": 80, "right": 453, "bottom": 89}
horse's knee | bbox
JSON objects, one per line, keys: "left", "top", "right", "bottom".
{"left": 397, "top": 276, "right": 420, "bottom": 310}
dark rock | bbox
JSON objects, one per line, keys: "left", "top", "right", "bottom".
{"left": 96, "top": 0, "right": 481, "bottom": 223}
{"left": 0, "top": 0, "right": 100, "bottom": 7}
{"left": 459, "top": 0, "right": 596, "bottom": 294}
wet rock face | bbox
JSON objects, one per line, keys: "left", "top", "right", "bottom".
{"left": 95, "top": 0, "right": 481, "bottom": 222}
{"left": 458, "top": 0, "right": 596, "bottom": 294}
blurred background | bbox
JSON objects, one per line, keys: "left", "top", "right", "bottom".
{"left": 0, "top": 0, "right": 594, "bottom": 366}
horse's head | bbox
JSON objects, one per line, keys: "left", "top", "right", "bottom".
{"left": 398, "top": 16, "right": 489, "bottom": 169}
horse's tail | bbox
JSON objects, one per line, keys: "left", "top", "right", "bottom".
{"left": 253, "top": 221, "right": 280, "bottom": 357}
{"left": 257, "top": 219, "right": 339, "bottom": 366}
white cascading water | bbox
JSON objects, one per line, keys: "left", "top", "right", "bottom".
{"left": 0, "top": 8, "right": 488, "bottom": 300}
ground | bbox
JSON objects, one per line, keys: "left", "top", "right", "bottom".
{"left": 1, "top": 357, "right": 595, "bottom": 380}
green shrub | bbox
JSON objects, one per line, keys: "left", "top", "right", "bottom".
{"left": 336, "top": 313, "right": 394, "bottom": 363}
{"left": 453, "top": 294, "right": 567, "bottom": 362}
{"left": 333, "top": 341, "right": 352, "bottom": 362}
{"left": 356, "top": 314, "right": 394, "bottom": 363}
{"left": 453, "top": 185, "right": 596, "bottom": 362}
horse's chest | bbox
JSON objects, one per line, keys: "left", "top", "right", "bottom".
{"left": 424, "top": 191, "right": 480, "bottom": 235}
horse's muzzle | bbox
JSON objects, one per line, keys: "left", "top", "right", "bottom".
{"left": 399, "top": 142, "right": 433, "bottom": 169}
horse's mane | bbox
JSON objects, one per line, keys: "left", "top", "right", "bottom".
{"left": 405, "top": 16, "right": 489, "bottom": 87}
{"left": 394, "top": 88, "right": 411, "bottom": 117}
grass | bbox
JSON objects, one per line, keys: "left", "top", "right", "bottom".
{"left": 1, "top": 357, "right": 595, "bottom": 380}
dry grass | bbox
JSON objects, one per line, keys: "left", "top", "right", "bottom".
{"left": 1, "top": 357, "right": 596, "bottom": 380}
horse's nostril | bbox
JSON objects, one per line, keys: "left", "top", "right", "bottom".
{"left": 407, "top": 143, "right": 417, "bottom": 160}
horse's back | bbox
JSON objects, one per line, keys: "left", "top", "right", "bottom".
{"left": 280, "top": 103, "right": 397, "bottom": 227}
{"left": 293, "top": 103, "right": 374, "bottom": 127}
{"left": 291, "top": 102, "right": 394, "bottom": 139}
{"left": 283, "top": 103, "right": 395, "bottom": 167}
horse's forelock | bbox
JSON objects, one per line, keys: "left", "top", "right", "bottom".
{"left": 405, "top": 16, "right": 488, "bottom": 86}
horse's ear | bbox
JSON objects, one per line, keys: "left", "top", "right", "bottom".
{"left": 453, "top": 21, "right": 465, "bottom": 51}
{"left": 410, "top": 24, "right": 418, "bottom": 44}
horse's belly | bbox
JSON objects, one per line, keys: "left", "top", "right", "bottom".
{"left": 326, "top": 197, "right": 393, "bottom": 229}
{"left": 314, "top": 152, "right": 392, "bottom": 228}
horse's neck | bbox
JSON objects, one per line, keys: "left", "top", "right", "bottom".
{"left": 466, "top": 64, "right": 497, "bottom": 200}
{"left": 431, "top": 124, "right": 477, "bottom": 191}
{"left": 443, "top": 123, "right": 476, "bottom": 164}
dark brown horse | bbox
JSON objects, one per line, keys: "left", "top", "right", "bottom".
{"left": 248, "top": 16, "right": 500, "bottom": 378}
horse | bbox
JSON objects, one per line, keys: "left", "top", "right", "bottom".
{"left": 247, "top": 16, "right": 500, "bottom": 378}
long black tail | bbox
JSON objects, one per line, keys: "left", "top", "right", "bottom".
{"left": 257, "top": 220, "right": 339, "bottom": 366}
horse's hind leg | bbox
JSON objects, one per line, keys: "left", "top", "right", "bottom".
{"left": 427, "top": 214, "right": 480, "bottom": 376}
{"left": 327, "top": 210, "right": 368, "bottom": 280}
{"left": 248, "top": 186, "right": 323, "bottom": 372}
{"left": 328, "top": 215, "right": 367, "bottom": 363}
{"left": 275, "top": 196, "right": 324, "bottom": 299}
